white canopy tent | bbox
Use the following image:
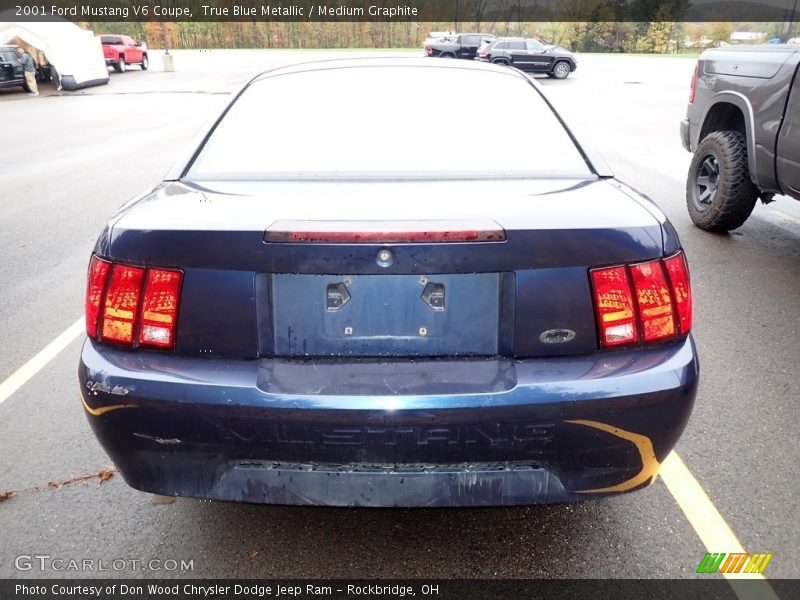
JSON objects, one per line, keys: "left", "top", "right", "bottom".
{"left": 0, "top": 17, "right": 109, "bottom": 90}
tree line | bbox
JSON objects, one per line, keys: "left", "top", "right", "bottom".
{"left": 82, "top": 21, "right": 797, "bottom": 53}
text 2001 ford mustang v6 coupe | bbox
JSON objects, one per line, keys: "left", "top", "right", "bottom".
{"left": 79, "top": 58, "right": 698, "bottom": 507}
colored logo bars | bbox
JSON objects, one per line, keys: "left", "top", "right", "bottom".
{"left": 697, "top": 553, "right": 773, "bottom": 574}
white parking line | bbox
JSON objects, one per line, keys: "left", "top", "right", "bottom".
{"left": 660, "top": 452, "right": 779, "bottom": 598}
{"left": 768, "top": 208, "right": 800, "bottom": 226}
{"left": 0, "top": 317, "right": 83, "bottom": 407}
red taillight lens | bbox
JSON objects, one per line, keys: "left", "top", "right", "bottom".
{"left": 630, "top": 260, "right": 676, "bottom": 342}
{"left": 591, "top": 252, "right": 692, "bottom": 349}
{"left": 86, "top": 256, "right": 111, "bottom": 339}
{"left": 85, "top": 256, "right": 183, "bottom": 349}
{"left": 689, "top": 62, "right": 699, "bottom": 103}
{"left": 590, "top": 266, "right": 638, "bottom": 347}
{"left": 139, "top": 268, "right": 183, "bottom": 349}
{"left": 101, "top": 264, "right": 145, "bottom": 345}
{"left": 664, "top": 251, "right": 692, "bottom": 335}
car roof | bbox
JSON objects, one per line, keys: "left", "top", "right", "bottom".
{"left": 250, "top": 57, "right": 531, "bottom": 84}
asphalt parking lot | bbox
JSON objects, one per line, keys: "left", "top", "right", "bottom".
{"left": 0, "top": 50, "right": 798, "bottom": 582}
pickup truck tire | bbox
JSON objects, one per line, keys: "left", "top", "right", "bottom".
{"left": 115, "top": 58, "right": 126, "bottom": 73}
{"left": 439, "top": 53, "right": 455, "bottom": 58}
{"left": 492, "top": 58, "right": 509, "bottom": 66}
{"left": 141, "top": 55, "right": 149, "bottom": 70}
{"left": 687, "top": 131, "right": 759, "bottom": 232}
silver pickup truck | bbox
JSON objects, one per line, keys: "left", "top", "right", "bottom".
{"left": 681, "top": 45, "right": 800, "bottom": 232}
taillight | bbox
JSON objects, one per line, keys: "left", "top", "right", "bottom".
{"left": 689, "top": 62, "right": 699, "bottom": 103}
{"left": 664, "top": 251, "right": 692, "bottom": 335}
{"left": 139, "top": 268, "right": 183, "bottom": 348}
{"left": 85, "top": 255, "right": 182, "bottom": 350}
{"left": 629, "top": 260, "right": 675, "bottom": 342}
{"left": 102, "top": 264, "right": 145, "bottom": 345}
{"left": 591, "top": 251, "right": 692, "bottom": 349}
{"left": 590, "top": 266, "right": 638, "bottom": 347}
{"left": 86, "top": 256, "right": 111, "bottom": 339}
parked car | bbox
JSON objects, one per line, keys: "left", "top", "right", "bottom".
{"left": 80, "top": 58, "right": 697, "bottom": 507}
{"left": 477, "top": 38, "right": 494, "bottom": 55}
{"left": 422, "top": 31, "right": 454, "bottom": 47}
{"left": 0, "top": 45, "right": 29, "bottom": 92}
{"left": 424, "top": 33, "right": 495, "bottom": 60}
{"left": 477, "top": 37, "right": 578, "bottom": 79}
{"left": 681, "top": 45, "right": 800, "bottom": 231}
{"left": 98, "top": 34, "right": 148, "bottom": 72}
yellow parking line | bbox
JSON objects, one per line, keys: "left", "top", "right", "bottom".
{"left": 660, "top": 452, "right": 780, "bottom": 599}
{"left": 0, "top": 318, "right": 83, "bottom": 407}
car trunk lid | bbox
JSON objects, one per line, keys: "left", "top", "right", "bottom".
{"left": 105, "top": 177, "right": 665, "bottom": 358}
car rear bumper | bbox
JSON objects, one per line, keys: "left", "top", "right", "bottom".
{"left": 79, "top": 337, "right": 698, "bottom": 506}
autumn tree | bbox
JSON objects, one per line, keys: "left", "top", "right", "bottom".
{"left": 708, "top": 22, "right": 733, "bottom": 46}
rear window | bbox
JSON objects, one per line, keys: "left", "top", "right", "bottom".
{"left": 188, "top": 66, "right": 591, "bottom": 179}
{"left": 100, "top": 36, "right": 123, "bottom": 45}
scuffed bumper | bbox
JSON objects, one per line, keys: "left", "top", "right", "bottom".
{"left": 78, "top": 338, "right": 698, "bottom": 506}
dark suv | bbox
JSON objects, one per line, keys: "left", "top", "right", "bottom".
{"left": 0, "top": 45, "right": 30, "bottom": 93}
{"left": 477, "top": 37, "right": 577, "bottom": 79}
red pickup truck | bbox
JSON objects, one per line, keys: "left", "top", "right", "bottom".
{"left": 99, "top": 35, "right": 148, "bottom": 73}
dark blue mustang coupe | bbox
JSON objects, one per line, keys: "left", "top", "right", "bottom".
{"left": 79, "top": 58, "right": 698, "bottom": 507}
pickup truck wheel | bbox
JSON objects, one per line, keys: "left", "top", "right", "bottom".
{"left": 115, "top": 58, "right": 126, "bottom": 73}
{"left": 686, "top": 131, "right": 759, "bottom": 232}
{"left": 141, "top": 55, "right": 149, "bottom": 70}
{"left": 552, "top": 61, "right": 571, "bottom": 79}
{"left": 492, "top": 58, "right": 509, "bottom": 66}
{"left": 439, "top": 53, "right": 455, "bottom": 58}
